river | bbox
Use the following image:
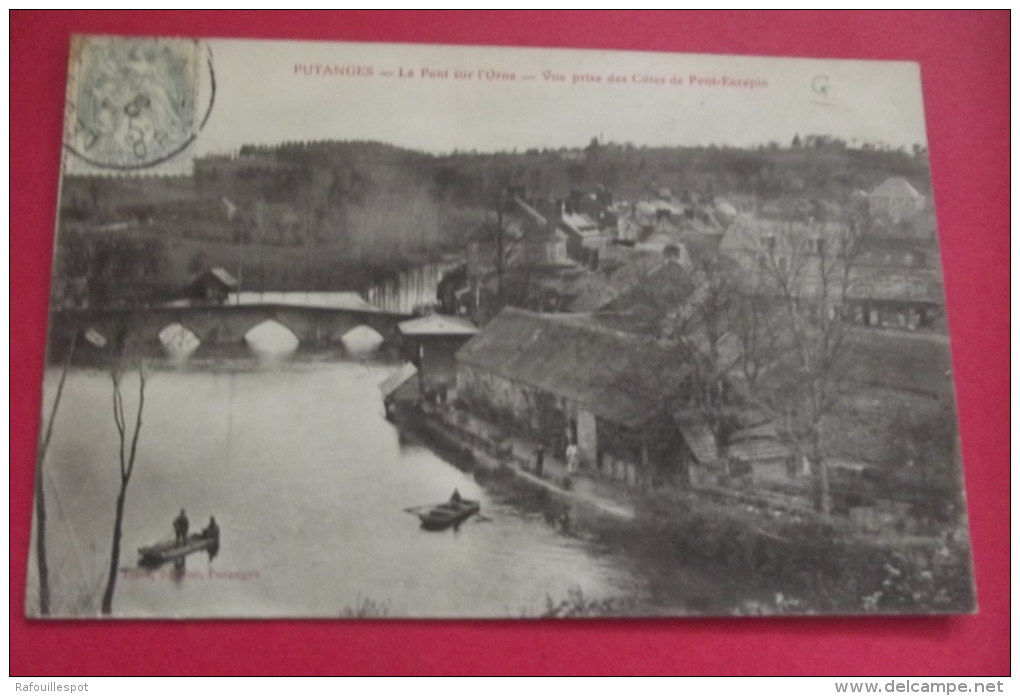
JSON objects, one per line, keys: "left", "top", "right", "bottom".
{"left": 30, "top": 354, "right": 750, "bottom": 618}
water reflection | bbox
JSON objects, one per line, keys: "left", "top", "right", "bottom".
{"left": 364, "top": 262, "right": 459, "bottom": 314}
{"left": 37, "top": 358, "right": 649, "bottom": 617}
{"left": 340, "top": 325, "right": 385, "bottom": 356}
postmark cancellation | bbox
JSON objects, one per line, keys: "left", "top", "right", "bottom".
{"left": 63, "top": 36, "right": 206, "bottom": 176}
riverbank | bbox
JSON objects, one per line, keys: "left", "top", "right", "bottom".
{"left": 396, "top": 402, "right": 637, "bottom": 520}
{"left": 397, "top": 401, "right": 976, "bottom": 616}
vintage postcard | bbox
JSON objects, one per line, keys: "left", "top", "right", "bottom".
{"left": 29, "top": 36, "right": 975, "bottom": 618}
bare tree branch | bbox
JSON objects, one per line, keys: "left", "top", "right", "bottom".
{"left": 125, "top": 367, "right": 146, "bottom": 482}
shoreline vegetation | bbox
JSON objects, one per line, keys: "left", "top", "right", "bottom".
{"left": 395, "top": 404, "right": 974, "bottom": 617}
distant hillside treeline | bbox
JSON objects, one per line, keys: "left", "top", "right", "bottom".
{"left": 431, "top": 138, "right": 931, "bottom": 204}
{"left": 56, "top": 138, "right": 931, "bottom": 296}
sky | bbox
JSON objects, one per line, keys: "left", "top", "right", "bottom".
{"left": 192, "top": 39, "right": 929, "bottom": 156}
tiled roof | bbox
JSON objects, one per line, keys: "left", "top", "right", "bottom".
{"left": 561, "top": 212, "right": 601, "bottom": 236}
{"left": 457, "top": 308, "right": 692, "bottom": 428}
{"left": 674, "top": 420, "right": 718, "bottom": 464}
{"left": 207, "top": 267, "right": 239, "bottom": 288}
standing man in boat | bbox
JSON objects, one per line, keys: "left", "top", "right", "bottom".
{"left": 173, "top": 508, "right": 189, "bottom": 546}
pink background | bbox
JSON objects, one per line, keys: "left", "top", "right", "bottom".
{"left": 10, "top": 11, "right": 1009, "bottom": 676}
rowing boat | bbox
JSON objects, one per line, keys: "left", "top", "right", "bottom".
{"left": 418, "top": 498, "right": 480, "bottom": 531}
{"left": 138, "top": 533, "right": 218, "bottom": 564}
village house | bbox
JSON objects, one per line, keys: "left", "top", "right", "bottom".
{"left": 867, "top": 176, "right": 928, "bottom": 223}
{"left": 187, "top": 267, "right": 238, "bottom": 304}
{"left": 396, "top": 314, "right": 478, "bottom": 396}
{"left": 848, "top": 231, "right": 945, "bottom": 329}
{"left": 454, "top": 307, "right": 700, "bottom": 486}
{"left": 567, "top": 244, "right": 692, "bottom": 314}
{"left": 509, "top": 196, "right": 572, "bottom": 267}
{"left": 557, "top": 208, "right": 604, "bottom": 265}
{"left": 718, "top": 210, "right": 944, "bottom": 329}
{"left": 462, "top": 196, "right": 571, "bottom": 307}
{"left": 451, "top": 190, "right": 610, "bottom": 324}
{"left": 671, "top": 410, "right": 792, "bottom": 488}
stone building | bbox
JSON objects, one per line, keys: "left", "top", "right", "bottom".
{"left": 454, "top": 307, "right": 698, "bottom": 486}
{"left": 718, "top": 214, "right": 944, "bottom": 329}
{"left": 397, "top": 314, "right": 478, "bottom": 395}
{"left": 867, "top": 176, "right": 927, "bottom": 223}
{"left": 187, "top": 267, "right": 238, "bottom": 304}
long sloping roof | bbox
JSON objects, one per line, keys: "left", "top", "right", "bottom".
{"left": 510, "top": 196, "right": 547, "bottom": 227}
{"left": 456, "top": 308, "right": 691, "bottom": 428}
{"left": 568, "top": 251, "right": 667, "bottom": 312}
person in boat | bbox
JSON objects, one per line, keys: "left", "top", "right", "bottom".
{"left": 200, "top": 516, "right": 220, "bottom": 542}
{"left": 450, "top": 489, "right": 463, "bottom": 504}
{"left": 173, "top": 508, "right": 189, "bottom": 546}
{"left": 201, "top": 515, "right": 220, "bottom": 558}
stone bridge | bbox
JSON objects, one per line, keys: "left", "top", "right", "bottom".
{"left": 50, "top": 293, "right": 412, "bottom": 356}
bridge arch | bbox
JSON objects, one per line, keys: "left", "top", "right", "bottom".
{"left": 339, "top": 324, "right": 385, "bottom": 355}
{"left": 244, "top": 319, "right": 300, "bottom": 354}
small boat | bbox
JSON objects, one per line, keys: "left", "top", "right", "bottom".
{"left": 138, "top": 533, "right": 218, "bottom": 565}
{"left": 418, "top": 498, "right": 481, "bottom": 531}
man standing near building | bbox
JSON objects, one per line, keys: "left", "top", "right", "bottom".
{"left": 565, "top": 442, "right": 579, "bottom": 475}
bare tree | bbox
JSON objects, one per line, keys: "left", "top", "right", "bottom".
{"left": 749, "top": 217, "right": 866, "bottom": 515}
{"left": 489, "top": 206, "right": 518, "bottom": 308}
{"left": 615, "top": 217, "right": 864, "bottom": 511}
{"left": 100, "top": 364, "right": 148, "bottom": 615}
{"left": 623, "top": 255, "right": 751, "bottom": 461}
{"left": 729, "top": 292, "right": 786, "bottom": 393}
{"left": 33, "top": 331, "right": 78, "bottom": 615}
